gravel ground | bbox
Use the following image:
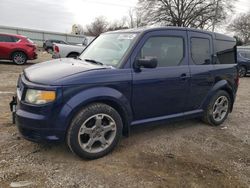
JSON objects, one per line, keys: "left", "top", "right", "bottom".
{"left": 0, "top": 52, "right": 249, "bottom": 187}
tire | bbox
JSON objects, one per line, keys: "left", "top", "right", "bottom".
{"left": 238, "top": 66, "right": 246, "bottom": 77}
{"left": 47, "top": 48, "right": 53, "bottom": 54}
{"left": 67, "top": 53, "right": 79, "bottom": 58}
{"left": 203, "top": 90, "right": 231, "bottom": 126}
{"left": 67, "top": 103, "right": 123, "bottom": 159}
{"left": 12, "top": 51, "right": 27, "bottom": 65}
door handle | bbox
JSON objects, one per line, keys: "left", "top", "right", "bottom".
{"left": 180, "top": 73, "right": 188, "bottom": 80}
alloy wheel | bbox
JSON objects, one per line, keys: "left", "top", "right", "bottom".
{"left": 78, "top": 114, "right": 117, "bottom": 153}
{"left": 212, "top": 96, "right": 229, "bottom": 122}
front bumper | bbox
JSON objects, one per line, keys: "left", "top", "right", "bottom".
{"left": 12, "top": 74, "right": 67, "bottom": 143}
{"left": 16, "top": 108, "right": 65, "bottom": 142}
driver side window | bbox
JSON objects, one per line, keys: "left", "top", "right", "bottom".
{"left": 139, "top": 36, "right": 184, "bottom": 67}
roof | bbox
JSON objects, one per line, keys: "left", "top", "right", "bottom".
{"left": 0, "top": 32, "right": 26, "bottom": 38}
{"left": 106, "top": 26, "right": 235, "bottom": 42}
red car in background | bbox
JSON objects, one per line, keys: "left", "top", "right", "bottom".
{"left": 0, "top": 33, "right": 37, "bottom": 65}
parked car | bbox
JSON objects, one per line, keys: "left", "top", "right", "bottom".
{"left": 52, "top": 43, "right": 86, "bottom": 58}
{"left": 52, "top": 38, "right": 88, "bottom": 58}
{"left": 237, "top": 46, "right": 250, "bottom": 77}
{"left": 43, "top": 39, "right": 67, "bottom": 52}
{"left": 11, "top": 27, "right": 239, "bottom": 159}
{"left": 0, "top": 33, "right": 37, "bottom": 65}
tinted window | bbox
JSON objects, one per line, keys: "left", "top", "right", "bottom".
{"left": 216, "top": 40, "right": 236, "bottom": 64}
{"left": 238, "top": 50, "right": 250, "bottom": 59}
{"left": 245, "top": 52, "right": 250, "bottom": 59}
{"left": 0, "top": 35, "right": 14, "bottom": 42}
{"left": 12, "top": 37, "right": 20, "bottom": 42}
{"left": 139, "top": 36, "right": 184, "bottom": 67}
{"left": 191, "top": 38, "right": 211, "bottom": 65}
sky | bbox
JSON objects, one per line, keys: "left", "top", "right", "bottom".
{"left": 0, "top": 0, "right": 249, "bottom": 33}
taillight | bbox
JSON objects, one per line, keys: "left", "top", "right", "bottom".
{"left": 54, "top": 45, "right": 59, "bottom": 53}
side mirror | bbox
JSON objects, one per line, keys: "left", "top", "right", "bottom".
{"left": 135, "top": 58, "right": 158, "bottom": 69}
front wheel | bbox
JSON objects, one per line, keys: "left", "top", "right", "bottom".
{"left": 12, "top": 51, "right": 27, "bottom": 65}
{"left": 203, "top": 90, "right": 231, "bottom": 126}
{"left": 67, "top": 103, "right": 123, "bottom": 159}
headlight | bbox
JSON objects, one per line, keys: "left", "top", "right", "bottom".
{"left": 25, "top": 89, "right": 56, "bottom": 104}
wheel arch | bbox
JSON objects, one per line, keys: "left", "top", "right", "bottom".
{"left": 66, "top": 52, "right": 80, "bottom": 57}
{"left": 61, "top": 87, "right": 133, "bottom": 138}
{"left": 202, "top": 80, "right": 235, "bottom": 112}
{"left": 10, "top": 49, "right": 28, "bottom": 60}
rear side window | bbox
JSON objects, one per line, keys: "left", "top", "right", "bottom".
{"left": 139, "top": 36, "right": 184, "bottom": 67}
{"left": 12, "top": 37, "right": 20, "bottom": 42}
{"left": 0, "top": 35, "right": 14, "bottom": 42}
{"left": 191, "top": 38, "right": 211, "bottom": 65}
{"left": 215, "top": 40, "right": 236, "bottom": 64}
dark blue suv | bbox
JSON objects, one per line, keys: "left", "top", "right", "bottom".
{"left": 11, "top": 27, "right": 239, "bottom": 159}
{"left": 237, "top": 46, "right": 250, "bottom": 77}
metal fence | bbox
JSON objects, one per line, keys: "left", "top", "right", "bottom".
{"left": 0, "top": 25, "right": 94, "bottom": 47}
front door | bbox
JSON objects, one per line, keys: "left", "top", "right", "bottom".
{"left": 131, "top": 30, "right": 190, "bottom": 121}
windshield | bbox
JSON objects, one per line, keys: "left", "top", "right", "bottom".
{"left": 238, "top": 50, "right": 250, "bottom": 60}
{"left": 79, "top": 33, "right": 138, "bottom": 67}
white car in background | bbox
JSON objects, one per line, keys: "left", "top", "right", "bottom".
{"left": 52, "top": 43, "right": 86, "bottom": 58}
{"left": 52, "top": 38, "right": 90, "bottom": 58}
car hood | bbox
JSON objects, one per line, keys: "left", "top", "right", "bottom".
{"left": 24, "top": 58, "right": 108, "bottom": 85}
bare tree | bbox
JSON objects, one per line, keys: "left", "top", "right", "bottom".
{"left": 85, "top": 17, "right": 109, "bottom": 36}
{"left": 128, "top": 8, "right": 147, "bottom": 28}
{"left": 137, "top": 0, "right": 234, "bottom": 30}
{"left": 108, "top": 17, "right": 129, "bottom": 31}
{"left": 228, "top": 13, "right": 250, "bottom": 44}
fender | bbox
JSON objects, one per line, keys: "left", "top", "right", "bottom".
{"left": 58, "top": 87, "right": 133, "bottom": 136}
{"left": 201, "top": 80, "right": 234, "bottom": 111}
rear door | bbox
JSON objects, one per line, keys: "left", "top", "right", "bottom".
{"left": 131, "top": 30, "right": 190, "bottom": 121}
{"left": 186, "top": 31, "right": 215, "bottom": 111}
{"left": 0, "top": 35, "right": 15, "bottom": 59}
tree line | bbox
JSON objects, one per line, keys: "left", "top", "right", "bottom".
{"left": 71, "top": 0, "right": 250, "bottom": 45}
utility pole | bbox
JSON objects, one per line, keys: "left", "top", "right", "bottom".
{"left": 212, "top": 0, "right": 220, "bottom": 32}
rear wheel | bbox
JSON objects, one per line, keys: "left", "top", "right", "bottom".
{"left": 67, "top": 103, "right": 123, "bottom": 159}
{"left": 238, "top": 66, "right": 246, "bottom": 77}
{"left": 203, "top": 90, "right": 231, "bottom": 126}
{"left": 12, "top": 51, "right": 27, "bottom": 65}
{"left": 67, "top": 53, "right": 79, "bottom": 58}
{"left": 47, "top": 48, "right": 53, "bottom": 54}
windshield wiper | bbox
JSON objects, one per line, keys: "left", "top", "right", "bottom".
{"left": 84, "top": 59, "right": 103, "bottom": 66}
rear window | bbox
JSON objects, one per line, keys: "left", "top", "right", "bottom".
{"left": 238, "top": 50, "right": 250, "bottom": 59}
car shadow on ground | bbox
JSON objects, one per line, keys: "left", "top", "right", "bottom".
{"left": 24, "top": 118, "right": 204, "bottom": 160}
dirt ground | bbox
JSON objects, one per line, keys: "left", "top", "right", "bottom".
{"left": 0, "top": 52, "right": 249, "bottom": 188}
